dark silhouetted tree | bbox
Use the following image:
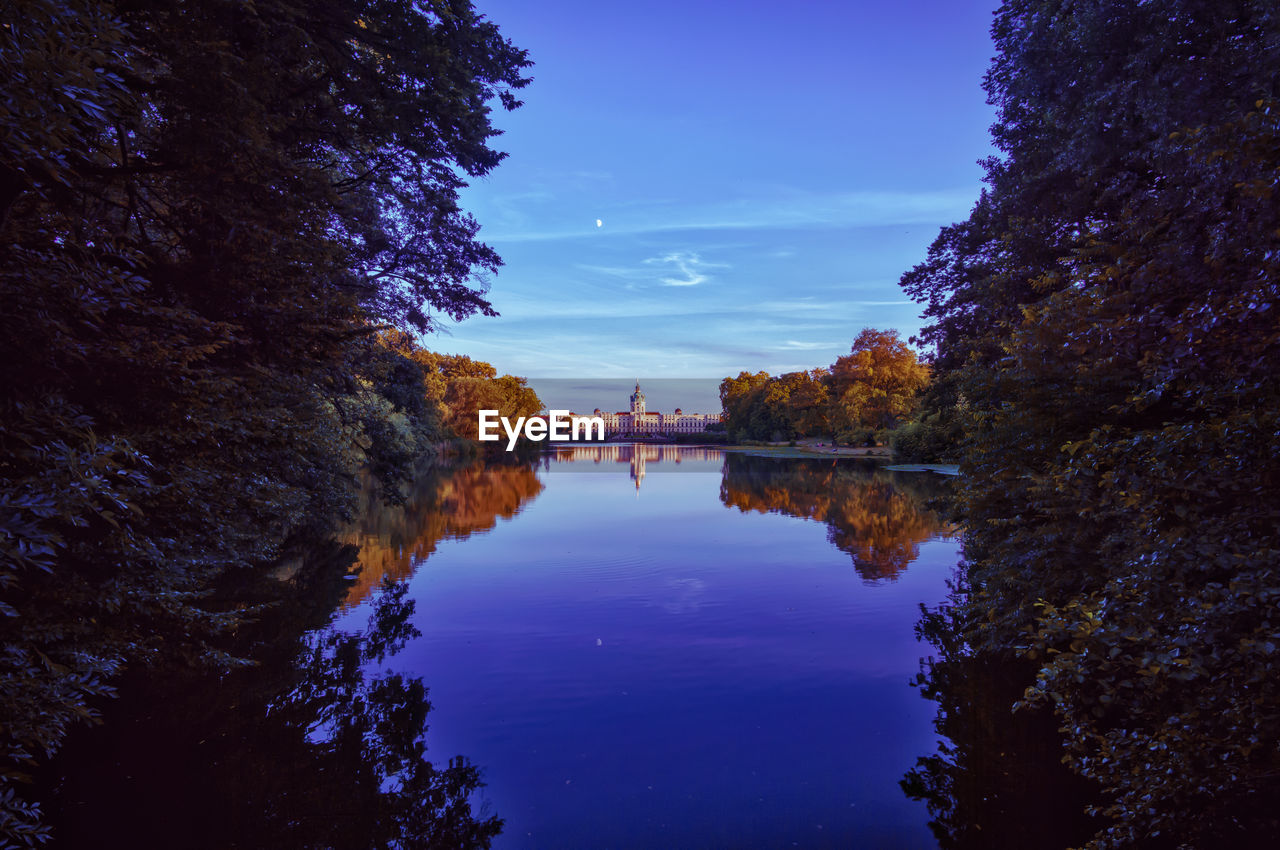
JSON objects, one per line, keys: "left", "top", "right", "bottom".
{"left": 900, "top": 1, "right": 1280, "bottom": 845}
{"left": 0, "top": 0, "right": 529, "bottom": 840}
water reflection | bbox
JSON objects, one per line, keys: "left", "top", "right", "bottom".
{"left": 549, "top": 444, "right": 726, "bottom": 491}
{"left": 376, "top": 449, "right": 960, "bottom": 846}
{"left": 44, "top": 575, "right": 502, "bottom": 849}
{"left": 720, "top": 454, "right": 956, "bottom": 581}
{"left": 342, "top": 461, "right": 543, "bottom": 607}
{"left": 43, "top": 450, "right": 969, "bottom": 848}
{"left": 901, "top": 604, "right": 1100, "bottom": 848}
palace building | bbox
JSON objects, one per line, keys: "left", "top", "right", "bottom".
{"left": 570, "top": 382, "right": 721, "bottom": 438}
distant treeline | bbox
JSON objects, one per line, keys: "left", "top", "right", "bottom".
{"left": 719, "top": 328, "right": 930, "bottom": 445}
{"left": 379, "top": 330, "right": 542, "bottom": 446}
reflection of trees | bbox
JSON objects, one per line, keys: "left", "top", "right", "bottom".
{"left": 719, "top": 455, "right": 955, "bottom": 580}
{"left": 44, "top": 579, "right": 502, "bottom": 849}
{"left": 900, "top": 601, "right": 1098, "bottom": 849}
{"left": 342, "top": 460, "right": 544, "bottom": 607}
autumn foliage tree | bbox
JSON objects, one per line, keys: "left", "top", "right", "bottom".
{"left": 828, "top": 329, "right": 930, "bottom": 434}
{"left": 442, "top": 375, "right": 542, "bottom": 441}
{"left": 719, "top": 370, "right": 770, "bottom": 440}
{"left": 374, "top": 332, "right": 542, "bottom": 443}
{"left": 719, "top": 329, "right": 927, "bottom": 442}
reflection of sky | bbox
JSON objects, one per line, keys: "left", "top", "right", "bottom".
{"left": 339, "top": 451, "right": 959, "bottom": 847}
{"left": 424, "top": 0, "right": 999, "bottom": 377}
{"left": 529, "top": 378, "right": 725, "bottom": 416}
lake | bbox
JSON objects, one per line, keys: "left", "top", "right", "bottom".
{"left": 44, "top": 445, "right": 989, "bottom": 848}
{"left": 337, "top": 445, "right": 960, "bottom": 848}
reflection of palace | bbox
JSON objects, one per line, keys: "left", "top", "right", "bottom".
{"left": 552, "top": 444, "right": 726, "bottom": 490}
{"left": 576, "top": 382, "right": 721, "bottom": 437}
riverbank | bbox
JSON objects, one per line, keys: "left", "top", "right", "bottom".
{"left": 729, "top": 438, "right": 895, "bottom": 459}
{"left": 539, "top": 437, "right": 897, "bottom": 458}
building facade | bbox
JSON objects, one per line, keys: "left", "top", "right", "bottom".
{"left": 572, "top": 382, "right": 721, "bottom": 438}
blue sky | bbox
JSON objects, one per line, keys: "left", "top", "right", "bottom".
{"left": 440, "top": 0, "right": 999, "bottom": 410}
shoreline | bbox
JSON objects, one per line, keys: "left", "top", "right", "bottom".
{"left": 726, "top": 443, "right": 895, "bottom": 459}
{"left": 544, "top": 439, "right": 894, "bottom": 458}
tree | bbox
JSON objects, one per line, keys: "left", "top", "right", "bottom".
{"left": 0, "top": 0, "right": 529, "bottom": 841}
{"left": 442, "top": 373, "right": 542, "bottom": 441}
{"left": 828, "top": 329, "right": 929, "bottom": 433}
{"left": 788, "top": 369, "right": 832, "bottom": 436}
{"left": 774, "top": 369, "right": 830, "bottom": 438}
{"left": 719, "top": 371, "right": 771, "bottom": 441}
{"left": 437, "top": 354, "right": 501, "bottom": 381}
{"left": 899, "top": 2, "right": 1280, "bottom": 845}
{"left": 718, "top": 334, "right": 927, "bottom": 444}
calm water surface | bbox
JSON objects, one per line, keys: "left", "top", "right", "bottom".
{"left": 337, "top": 446, "right": 960, "bottom": 848}
{"left": 42, "top": 445, "right": 978, "bottom": 849}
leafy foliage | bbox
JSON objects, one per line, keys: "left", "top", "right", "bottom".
{"left": 889, "top": 412, "right": 963, "bottom": 464}
{"left": 0, "top": 0, "right": 528, "bottom": 841}
{"left": 375, "top": 331, "right": 542, "bottom": 444}
{"left": 828, "top": 328, "right": 930, "bottom": 434}
{"left": 902, "top": 588, "right": 1100, "bottom": 850}
{"left": 719, "top": 329, "right": 927, "bottom": 443}
{"left": 901, "top": 1, "right": 1280, "bottom": 845}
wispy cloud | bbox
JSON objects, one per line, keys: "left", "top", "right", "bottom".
{"left": 753, "top": 297, "right": 914, "bottom": 314}
{"left": 573, "top": 263, "right": 648, "bottom": 280}
{"left": 573, "top": 251, "right": 727, "bottom": 288}
{"left": 642, "top": 251, "right": 726, "bottom": 287}
{"left": 775, "top": 340, "right": 838, "bottom": 350}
